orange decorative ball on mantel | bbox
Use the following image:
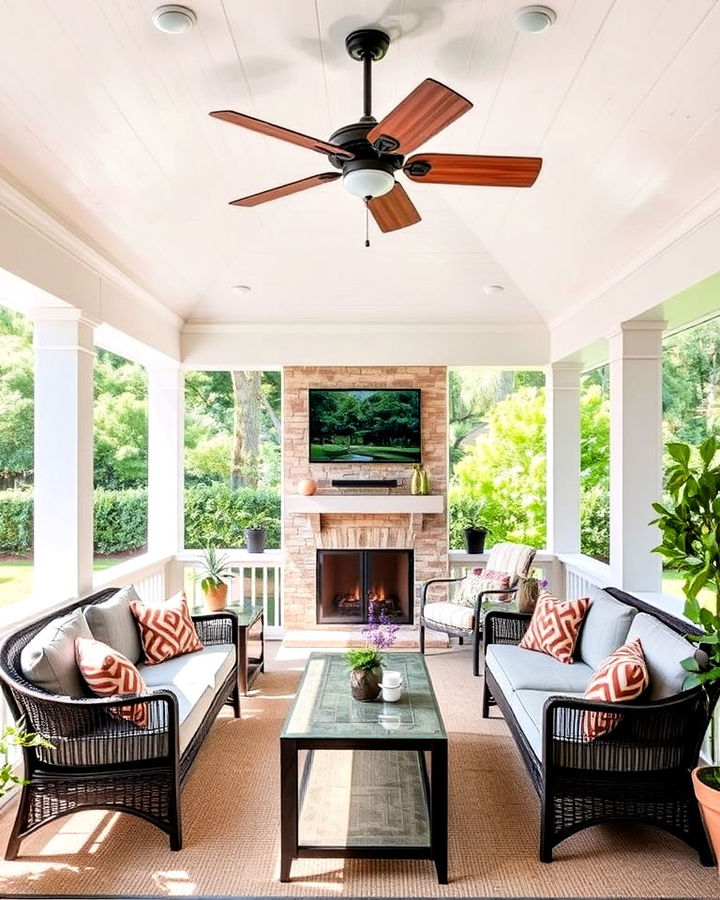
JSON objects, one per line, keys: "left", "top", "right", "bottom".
{"left": 297, "top": 478, "right": 317, "bottom": 496}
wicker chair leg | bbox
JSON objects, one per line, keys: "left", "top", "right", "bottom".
{"left": 539, "top": 788, "right": 554, "bottom": 862}
{"left": 481, "top": 680, "right": 491, "bottom": 718}
{"left": 419, "top": 622, "right": 425, "bottom": 655}
{"left": 458, "top": 636, "right": 464, "bottom": 645}
{"left": 232, "top": 681, "right": 241, "bottom": 718}
{"left": 472, "top": 631, "right": 481, "bottom": 677}
{"left": 4, "top": 783, "right": 31, "bottom": 860}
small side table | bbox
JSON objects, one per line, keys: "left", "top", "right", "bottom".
{"left": 194, "top": 602, "right": 265, "bottom": 695}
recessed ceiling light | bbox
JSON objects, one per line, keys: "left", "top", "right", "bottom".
{"left": 483, "top": 284, "right": 505, "bottom": 295}
{"left": 512, "top": 5, "right": 556, "bottom": 34}
{"left": 152, "top": 5, "right": 197, "bottom": 34}
{"left": 231, "top": 284, "right": 252, "bottom": 295}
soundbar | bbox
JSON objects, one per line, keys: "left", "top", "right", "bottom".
{"left": 331, "top": 478, "right": 398, "bottom": 488}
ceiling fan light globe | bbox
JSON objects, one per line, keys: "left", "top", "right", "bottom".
{"left": 343, "top": 168, "right": 395, "bottom": 198}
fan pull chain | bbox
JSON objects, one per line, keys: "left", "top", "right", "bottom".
{"left": 364, "top": 196, "right": 370, "bottom": 247}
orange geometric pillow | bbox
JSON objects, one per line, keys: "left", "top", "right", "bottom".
{"left": 519, "top": 589, "right": 589, "bottom": 664}
{"left": 74, "top": 637, "right": 148, "bottom": 728}
{"left": 582, "top": 638, "right": 649, "bottom": 741}
{"left": 130, "top": 591, "right": 204, "bottom": 665}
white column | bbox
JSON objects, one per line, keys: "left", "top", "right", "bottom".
{"left": 147, "top": 366, "right": 184, "bottom": 559}
{"left": 608, "top": 320, "right": 665, "bottom": 591}
{"left": 33, "top": 309, "right": 96, "bottom": 599}
{"left": 546, "top": 362, "right": 582, "bottom": 554}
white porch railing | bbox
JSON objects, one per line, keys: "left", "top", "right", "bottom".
{"left": 177, "top": 549, "right": 283, "bottom": 637}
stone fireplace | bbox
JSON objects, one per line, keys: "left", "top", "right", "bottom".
{"left": 282, "top": 366, "right": 448, "bottom": 632}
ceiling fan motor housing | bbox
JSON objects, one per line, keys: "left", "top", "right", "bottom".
{"left": 327, "top": 121, "right": 404, "bottom": 172}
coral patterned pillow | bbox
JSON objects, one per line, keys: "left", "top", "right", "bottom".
{"left": 74, "top": 637, "right": 148, "bottom": 728}
{"left": 519, "top": 589, "right": 589, "bottom": 664}
{"left": 583, "top": 638, "right": 649, "bottom": 741}
{"left": 454, "top": 569, "right": 512, "bottom": 606}
{"left": 130, "top": 591, "right": 204, "bottom": 665}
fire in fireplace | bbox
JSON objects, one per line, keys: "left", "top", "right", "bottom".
{"left": 316, "top": 549, "right": 413, "bottom": 625}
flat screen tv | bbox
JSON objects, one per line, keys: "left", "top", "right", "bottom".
{"left": 309, "top": 388, "right": 421, "bottom": 463}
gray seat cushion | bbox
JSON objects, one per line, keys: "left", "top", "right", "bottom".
{"left": 84, "top": 585, "right": 143, "bottom": 664}
{"left": 511, "top": 689, "right": 585, "bottom": 759}
{"left": 486, "top": 644, "right": 594, "bottom": 702}
{"left": 140, "top": 643, "right": 236, "bottom": 752}
{"left": 577, "top": 588, "right": 637, "bottom": 670}
{"left": 20, "top": 608, "right": 92, "bottom": 697}
{"left": 625, "top": 613, "right": 692, "bottom": 700}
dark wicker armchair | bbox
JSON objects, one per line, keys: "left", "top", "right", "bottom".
{"left": 0, "top": 587, "right": 240, "bottom": 859}
{"left": 482, "top": 589, "right": 720, "bottom": 863}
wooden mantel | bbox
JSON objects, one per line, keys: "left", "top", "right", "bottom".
{"left": 284, "top": 493, "right": 444, "bottom": 535}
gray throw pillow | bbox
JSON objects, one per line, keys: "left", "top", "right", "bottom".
{"left": 84, "top": 585, "right": 143, "bottom": 664}
{"left": 577, "top": 588, "right": 637, "bottom": 669}
{"left": 20, "top": 608, "right": 92, "bottom": 697}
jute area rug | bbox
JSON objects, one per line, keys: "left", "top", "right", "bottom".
{"left": 0, "top": 644, "right": 718, "bottom": 899}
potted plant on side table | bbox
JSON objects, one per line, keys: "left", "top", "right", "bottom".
{"left": 650, "top": 437, "right": 720, "bottom": 865}
{"left": 196, "top": 547, "right": 233, "bottom": 611}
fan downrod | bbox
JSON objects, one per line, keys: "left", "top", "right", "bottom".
{"left": 345, "top": 29, "right": 390, "bottom": 62}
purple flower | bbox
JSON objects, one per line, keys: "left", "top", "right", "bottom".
{"left": 363, "top": 601, "right": 400, "bottom": 651}
{"left": 539, "top": 578, "right": 549, "bottom": 589}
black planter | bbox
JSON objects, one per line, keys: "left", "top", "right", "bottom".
{"left": 464, "top": 526, "right": 487, "bottom": 555}
{"left": 245, "top": 528, "right": 266, "bottom": 554}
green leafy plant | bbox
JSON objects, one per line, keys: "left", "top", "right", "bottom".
{"left": 650, "top": 436, "right": 720, "bottom": 687}
{"left": 195, "top": 547, "right": 232, "bottom": 593}
{"left": 0, "top": 719, "right": 53, "bottom": 798}
{"left": 345, "top": 647, "right": 384, "bottom": 672}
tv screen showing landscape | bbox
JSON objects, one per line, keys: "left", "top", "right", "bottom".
{"left": 309, "top": 389, "right": 421, "bottom": 463}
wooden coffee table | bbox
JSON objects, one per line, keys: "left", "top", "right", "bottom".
{"left": 279, "top": 651, "right": 448, "bottom": 883}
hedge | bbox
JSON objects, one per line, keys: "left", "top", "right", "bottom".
{"left": 0, "top": 485, "right": 281, "bottom": 554}
{"left": 184, "top": 484, "right": 281, "bottom": 549}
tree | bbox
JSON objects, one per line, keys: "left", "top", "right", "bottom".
{"left": 0, "top": 310, "right": 33, "bottom": 485}
{"left": 450, "top": 386, "right": 547, "bottom": 548}
{"left": 230, "top": 371, "right": 261, "bottom": 488}
{"left": 93, "top": 349, "right": 147, "bottom": 489}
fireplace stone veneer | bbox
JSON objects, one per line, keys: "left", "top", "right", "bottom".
{"left": 282, "top": 366, "right": 448, "bottom": 631}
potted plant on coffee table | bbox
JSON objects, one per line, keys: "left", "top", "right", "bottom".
{"left": 195, "top": 547, "right": 233, "bottom": 611}
{"left": 345, "top": 603, "right": 399, "bottom": 701}
{"left": 650, "top": 436, "right": 720, "bottom": 864}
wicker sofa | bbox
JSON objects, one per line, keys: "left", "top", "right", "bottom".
{"left": 482, "top": 586, "right": 719, "bottom": 863}
{"left": 0, "top": 585, "right": 240, "bottom": 859}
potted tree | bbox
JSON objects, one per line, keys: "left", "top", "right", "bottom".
{"left": 650, "top": 436, "right": 720, "bottom": 864}
{"left": 195, "top": 547, "right": 233, "bottom": 611}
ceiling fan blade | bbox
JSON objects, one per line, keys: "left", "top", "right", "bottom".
{"left": 366, "top": 79, "right": 472, "bottom": 156}
{"left": 367, "top": 183, "right": 421, "bottom": 233}
{"left": 229, "top": 173, "right": 340, "bottom": 207}
{"left": 404, "top": 153, "right": 542, "bottom": 187}
{"left": 210, "top": 110, "right": 353, "bottom": 159}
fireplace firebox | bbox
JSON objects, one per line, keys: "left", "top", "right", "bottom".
{"left": 316, "top": 549, "right": 413, "bottom": 625}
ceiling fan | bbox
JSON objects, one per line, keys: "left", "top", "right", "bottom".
{"left": 210, "top": 28, "right": 542, "bottom": 235}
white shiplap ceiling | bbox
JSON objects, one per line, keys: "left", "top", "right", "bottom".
{"left": 1, "top": 0, "right": 719, "bottom": 329}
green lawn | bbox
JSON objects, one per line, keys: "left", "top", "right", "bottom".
{"left": 0, "top": 558, "right": 132, "bottom": 608}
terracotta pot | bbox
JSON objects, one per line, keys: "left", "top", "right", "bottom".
{"left": 297, "top": 478, "right": 317, "bottom": 496}
{"left": 692, "top": 766, "right": 720, "bottom": 868}
{"left": 204, "top": 583, "right": 228, "bottom": 611}
{"left": 350, "top": 667, "right": 381, "bottom": 702}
